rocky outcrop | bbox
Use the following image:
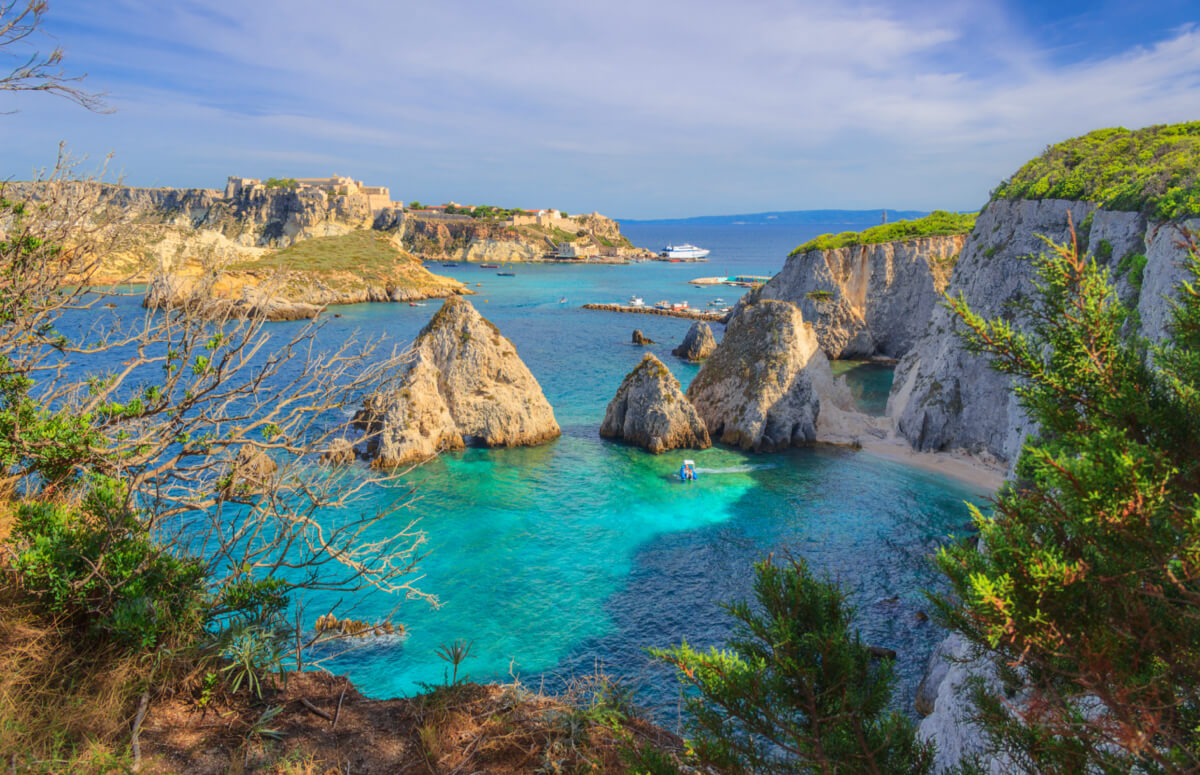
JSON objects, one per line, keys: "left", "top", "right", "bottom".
{"left": 599, "top": 353, "right": 710, "bottom": 453}
{"left": 143, "top": 231, "right": 468, "bottom": 320}
{"left": 355, "top": 297, "right": 559, "bottom": 467}
{"left": 686, "top": 300, "right": 829, "bottom": 451}
{"left": 730, "top": 234, "right": 964, "bottom": 359}
{"left": 672, "top": 321, "right": 717, "bottom": 361}
{"left": 886, "top": 200, "right": 1196, "bottom": 465}
{"left": 631, "top": 329, "right": 654, "bottom": 345}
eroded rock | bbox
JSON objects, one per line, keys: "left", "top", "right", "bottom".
{"left": 686, "top": 299, "right": 828, "bottom": 452}
{"left": 631, "top": 329, "right": 654, "bottom": 345}
{"left": 599, "top": 353, "right": 710, "bottom": 454}
{"left": 356, "top": 297, "right": 559, "bottom": 467}
{"left": 672, "top": 321, "right": 716, "bottom": 361}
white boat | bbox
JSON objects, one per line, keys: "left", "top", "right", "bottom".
{"left": 629, "top": 296, "right": 644, "bottom": 307}
{"left": 660, "top": 244, "right": 710, "bottom": 259}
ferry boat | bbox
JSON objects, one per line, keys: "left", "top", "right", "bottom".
{"left": 660, "top": 244, "right": 710, "bottom": 259}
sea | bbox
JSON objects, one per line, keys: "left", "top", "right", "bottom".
{"left": 122, "top": 220, "right": 989, "bottom": 718}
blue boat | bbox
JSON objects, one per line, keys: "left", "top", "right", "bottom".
{"left": 679, "top": 459, "right": 698, "bottom": 481}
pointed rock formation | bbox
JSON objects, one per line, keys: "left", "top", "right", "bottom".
{"left": 686, "top": 299, "right": 829, "bottom": 452}
{"left": 600, "top": 353, "right": 711, "bottom": 454}
{"left": 355, "top": 297, "right": 560, "bottom": 468}
{"left": 672, "top": 321, "right": 716, "bottom": 361}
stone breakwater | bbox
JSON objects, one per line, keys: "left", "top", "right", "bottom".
{"left": 582, "top": 303, "right": 727, "bottom": 322}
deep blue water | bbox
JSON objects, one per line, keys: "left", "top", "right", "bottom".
{"left": 274, "top": 222, "right": 990, "bottom": 717}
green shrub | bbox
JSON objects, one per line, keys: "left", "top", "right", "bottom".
{"left": 791, "top": 210, "right": 977, "bottom": 256}
{"left": 940, "top": 226, "right": 1200, "bottom": 771}
{"left": 10, "top": 476, "right": 207, "bottom": 650}
{"left": 263, "top": 177, "right": 297, "bottom": 190}
{"left": 1117, "top": 250, "right": 1149, "bottom": 290}
{"left": 652, "top": 557, "right": 933, "bottom": 774}
{"left": 993, "top": 122, "right": 1200, "bottom": 219}
{"left": 805, "top": 290, "right": 834, "bottom": 303}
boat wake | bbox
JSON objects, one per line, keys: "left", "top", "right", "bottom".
{"left": 694, "top": 464, "right": 775, "bottom": 474}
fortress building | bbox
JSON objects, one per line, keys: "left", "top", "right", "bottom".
{"left": 225, "top": 175, "right": 396, "bottom": 213}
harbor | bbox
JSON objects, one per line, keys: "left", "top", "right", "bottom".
{"left": 582, "top": 302, "right": 728, "bottom": 322}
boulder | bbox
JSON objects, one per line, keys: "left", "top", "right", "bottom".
{"left": 320, "top": 437, "right": 356, "bottom": 466}
{"left": 632, "top": 329, "right": 654, "bottom": 345}
{"left": 599, "top": 353, "right": 711, "bottom": 454}
{"left": 686, "top": 299, "right": 828, "bottom": 452}
{"left": 221, "top": 445, "right": 277, "bottom": 498}
{"left": 356, "top": 297, "right": 559, "bottom": 467}
{"left": 671, "top": 321, "right": 716, "bottom": 361}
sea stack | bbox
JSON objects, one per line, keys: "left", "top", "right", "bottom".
{"left": 600, "top": 353, "right": 711, "bottom": 454}
{"left": 686, "top": 299, "right": 828, "bottom": 452}
{"left": 355, "top": 297, "right": 560, "bottom": 467}
{"left": 632, "top": 329, "right": 654, "bottom": 345}
{"left": 672, "top": 321, "right": 716, "bottom": 361}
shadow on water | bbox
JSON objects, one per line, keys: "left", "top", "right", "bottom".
{"left": 530, "top": 443, "right": 989, "bottom": 724}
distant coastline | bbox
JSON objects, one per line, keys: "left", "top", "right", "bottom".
{"left": 618, "top": 208, "right": 930, "bottom": 227}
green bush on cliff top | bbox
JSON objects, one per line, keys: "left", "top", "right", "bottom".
{"left": 790, "top": 210, "right": 977, "bottom": 256}
{"left": 993, "top": 122, "right": 1200, "bottom": 219}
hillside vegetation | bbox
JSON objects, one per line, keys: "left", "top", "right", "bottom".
{"left": 993, "top": 122, "right": 1200, "bottom": 219}
{"left": 789, "top": 210, "right": 977, "bottom": 256}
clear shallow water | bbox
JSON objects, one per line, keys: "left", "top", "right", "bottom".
{"left": 81, "top": 222, "right": 989, "bottom": 719}
{"left": 283, "top": 223, "right": 988, "bottom": 716}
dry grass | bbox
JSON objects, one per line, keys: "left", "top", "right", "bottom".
{"left": 141, "top": 672, "right": 692, "bottom": 775}
{"left": 0, "top": 594, "right": 144, "bottom": 773}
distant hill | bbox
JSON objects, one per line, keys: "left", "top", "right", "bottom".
{"left": 618, "top": 209, "right": 930, "bottom": 226}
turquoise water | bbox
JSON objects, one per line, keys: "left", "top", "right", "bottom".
{"left": 75, "top": 222, "right": 989, "bottom": 718}
{"left": 276, "top": 223, "right": 989, "bottom": 715}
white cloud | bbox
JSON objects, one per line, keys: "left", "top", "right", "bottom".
{"left": 8, "top": 1, "right": 1200, "bottom": 216}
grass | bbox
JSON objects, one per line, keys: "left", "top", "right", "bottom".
{"left": 229, "top": 230, "right": 417, "bottom": 276}
{"left": 790, "top": 210, "right": 977, "bottom": 256}
{"left": 992, "top": 122, "right": 1200, "bottom": 219}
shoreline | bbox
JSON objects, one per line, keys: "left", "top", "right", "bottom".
{"left": 857, "top": 436, "right": 1005, "bottom": 493}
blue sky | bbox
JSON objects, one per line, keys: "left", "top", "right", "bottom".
{"left": 2, "top": 0, "right": 1199, "bottom": 218}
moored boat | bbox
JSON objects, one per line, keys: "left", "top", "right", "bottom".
{"left": 660, "top": 244, "right": 710, "bottom": 259}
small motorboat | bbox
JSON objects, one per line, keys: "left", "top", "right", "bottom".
{"left": 559, "top": 297, "right": 567, "bottom": 303}
{"left": 441, "top": 262, "right": 459, "bottom": 267}
{"left": 480, "top": 263, "right": 499, "bottom": 269}
{"left": 497, "top": 272, "right": 516, "bottom": 277}
{"left": 679, "top": 459, "right": 698, "bottom": 481}
{"left": 408, "top": 302, "right": 427, "bottom": 307}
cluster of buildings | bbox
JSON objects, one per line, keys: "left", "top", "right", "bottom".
{"left": 224, "top": 175, "right": 398, "bottom": 213}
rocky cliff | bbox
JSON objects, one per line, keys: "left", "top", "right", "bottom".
{"left": 887, "top": 199, "right": 1196, "bottom": 464}
{"left": 355, "top": 297, "right": 560, "bottom": 467}
{"left": 731, "top": 234, "right": 963, "bottom": 359}
{"left": 686, "top": 300, "right": 829, "bottom": 451}
{"left": 599, "top": 353, "right": 711, "bottom": 453}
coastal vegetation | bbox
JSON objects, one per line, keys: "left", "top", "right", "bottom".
{"left": 262, "top": 177, "right": 298, "bottom": 190}
{"left": 790, "top": 210, "right": 977, "bottom": 256}
{"left": 992, "top": 122, "right": 1200, "bottom": 220}
{"left": 653, "top": 557, "right": 934, "bottom": 774}
{"left": 936, "top": 225, "right": 1200, "bottom": 771}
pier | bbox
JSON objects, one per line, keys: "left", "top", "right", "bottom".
{"left": 582, "top": 303, "right": 728, "bottom": 322}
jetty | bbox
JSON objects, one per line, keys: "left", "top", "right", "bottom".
{"left": 582, "top": 303, "right": 727, "bottom": 322}
{"left": 689, "top": 275, "right": 772, "bottom": 287}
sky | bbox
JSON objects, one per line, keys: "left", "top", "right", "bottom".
{"left": 2, "top": 0, "right": 1199, "bottom": 219}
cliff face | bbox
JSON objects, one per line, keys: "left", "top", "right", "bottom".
{"left": 355, "top": 297, "right": 560, "bottom": 467}
{"left": 599, "top": 353, "right": 711, "bottom": 453}
{"left": 887, "top": 199, "right": 1194, "bottom": 464}
{"left": 686, "top": 300, "right": 828, "bottom": 451}
{"left": 732, "top": 234, "right": 964, "bottom": 359}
